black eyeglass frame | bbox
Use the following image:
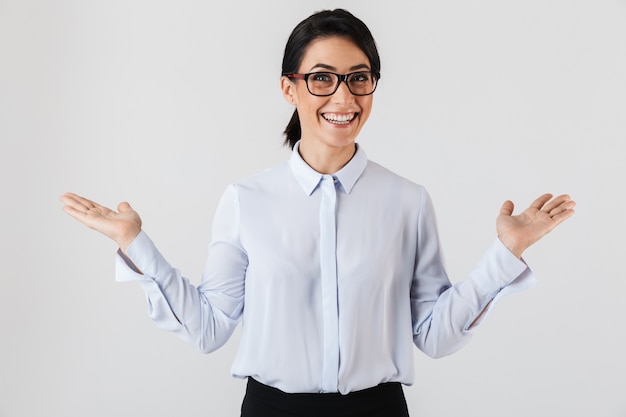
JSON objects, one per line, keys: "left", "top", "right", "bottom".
{"left": 283, "top": 71, "right": 381, "bottom": 97}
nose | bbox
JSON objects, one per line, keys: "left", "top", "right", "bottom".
{"left": 332, "top": 78, "right": 354, "bottom": 102}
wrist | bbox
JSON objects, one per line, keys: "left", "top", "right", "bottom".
{"left": 118, "top": 229, "right": 141, "bottom": 253}
{"left": 498, "top": 235, "right": 525, "bottom": 259}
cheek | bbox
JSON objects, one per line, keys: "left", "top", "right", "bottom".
{"left": 291, "top": 83, "right": 308, "bottom": 107}
{"left": 298, "top": 96, "right": 327, "bottom": 116}
{"left": 358, "top": 98, "right": 373, "bottom": 118}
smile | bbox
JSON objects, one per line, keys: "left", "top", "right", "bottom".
{"left": 322, "top": 112, "right": 357, "bottom": 125}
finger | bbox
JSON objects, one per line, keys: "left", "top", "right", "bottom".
{"left": 117, "top": 201, "right": 132, "bottom": 213}
{"left": 60, "top": 193, "right": 91, "bottom": 213}
{"left": 547, "top": 199, "right": 576, "bottom": 218}
{"left": 548, "top": 206, "right": 576, "bottom": 224}
{"left": 499, "top": 200, "right": 514, "bottom": 216}
{"left": 541, "top": 194, "right": 572, "bottom": 214}
{"left": 59, "top": 192, "right": 80, "bottom": 205}
{"left": 60, "top": 192, "right": 99, "bottom": 211}
{"left": 529, "top": 193, "right": 553, "bottom": 210}
{"left": 61, "top": 204, "right": 95, "bottom": 225}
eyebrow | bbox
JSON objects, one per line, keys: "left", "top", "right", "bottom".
{"left": 308, "top": 63, "right": 371, "bottom": 72}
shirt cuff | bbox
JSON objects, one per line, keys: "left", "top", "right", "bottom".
{"left": 115, "top": 231, "right": 171, "bottom": 283}
{"left": 473, "top": 238, "right": 537, "bottom": 297}
{"left": 462, "top": 238, "right": 537, "bottom": 331}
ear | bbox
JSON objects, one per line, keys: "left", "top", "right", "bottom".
{"left": 280, "top": 76, "right": 297, "bottom": 106}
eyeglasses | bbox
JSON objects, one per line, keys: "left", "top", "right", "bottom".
{"left": 284, "top": 71, "right": 380, "bottom": 97}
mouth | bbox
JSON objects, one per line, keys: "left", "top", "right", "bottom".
{"left": 321, "top": 112, "right": 358, "bottom": 125}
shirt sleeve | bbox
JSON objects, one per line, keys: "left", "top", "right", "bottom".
{"left": 115, "top": 185, "right": 248, "bottom": 353}
{"left": 411, "top": 188, "right": 536, "bottom": 358}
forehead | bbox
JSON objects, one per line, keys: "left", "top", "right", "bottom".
{"left": 299, "top": 36, "right": 370, "bottom": 72}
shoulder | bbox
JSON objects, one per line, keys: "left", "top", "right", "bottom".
{"left": 351, "top": 159, "right": 437, "bottom": 226}
{"left": 232, "top": 161, "right": 291, "bottom": 193}
{"left": 362, "top": 159, "right": 427, "bottom": 195}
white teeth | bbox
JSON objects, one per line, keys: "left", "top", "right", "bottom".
{"left": 322, "top": 113, "right": 356, "bottom": 124}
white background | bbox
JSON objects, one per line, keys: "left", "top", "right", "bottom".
{"left": 1, "top": 1, "right": 625, "bottom": 416}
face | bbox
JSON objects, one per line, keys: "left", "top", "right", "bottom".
{"left": 281, "top": 36, "right": 374, "bottom": 154}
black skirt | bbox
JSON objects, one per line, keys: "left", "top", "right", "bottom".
{"left": 241, "top": 377, "right": 410, "bottom": 417}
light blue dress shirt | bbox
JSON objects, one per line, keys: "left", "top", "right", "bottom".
{"left": 116, "top": 142, "right": 535, "bottom": 395}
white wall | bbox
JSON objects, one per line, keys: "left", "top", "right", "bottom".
{"left": 1, "top": 1, "right": 625, "bottom": 416}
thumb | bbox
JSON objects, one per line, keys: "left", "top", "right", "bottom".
{"left": 500, "top": 200, "right": 514, "bottom": 216}
{"left": 117, "top": 201, "right": 133, "bottom": 213}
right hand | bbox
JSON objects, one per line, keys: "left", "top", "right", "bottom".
{"left": 60, "top": 192, "right": 142, "bottom": 252}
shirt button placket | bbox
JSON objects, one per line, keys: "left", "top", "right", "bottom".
{"left": 319, "top": 175, "right": 339, "bottom": 392}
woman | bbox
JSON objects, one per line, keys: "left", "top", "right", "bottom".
{"left": 60, "top": 9, "right": 575, "bottom": 417}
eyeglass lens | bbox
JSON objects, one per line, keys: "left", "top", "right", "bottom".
{"left": 307, "top": 72, "right": 377, "bottom": 96}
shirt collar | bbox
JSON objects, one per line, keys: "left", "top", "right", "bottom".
{"left": 289, "top": 141, "right": 368, "bottom": 196}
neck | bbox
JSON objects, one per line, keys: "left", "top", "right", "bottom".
{"left": 298, "top": 141, "right": 356, "bottom": 174}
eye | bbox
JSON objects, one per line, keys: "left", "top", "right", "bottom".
{"left": 349, "top": 72, "right": 370, "bottom": 83}
{"left": 310, "top": 72, "right": 333, "bottom": 82}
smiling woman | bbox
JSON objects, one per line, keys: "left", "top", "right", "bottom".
{"left": 281, "top": 36, "right": 375, "bottom": 174}
{"left": 59, "top": 8, "right": 575, "bottom": 417}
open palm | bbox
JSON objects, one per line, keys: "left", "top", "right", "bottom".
{"left": 60, "top": 192, "right": 142, "bottom": 251}
{"left": 496, "top": 193, "right": 576, "bottom": 258}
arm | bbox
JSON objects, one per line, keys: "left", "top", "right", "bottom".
{"left": 464, "top": 194, "right": 575, "bottom": 329}
{"left": 60, "top": 187, "right": 248, "bottom": 353}
{"left": 411, "top": 191, "right": 575, "bottom": 358}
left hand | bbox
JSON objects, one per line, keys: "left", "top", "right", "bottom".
{"left": 496, "top": 193, "right": 576, "bottom": 258}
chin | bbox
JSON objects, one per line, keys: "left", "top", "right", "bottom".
{"left": 322, "top": 133, "right": 358, "bottom": 148}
